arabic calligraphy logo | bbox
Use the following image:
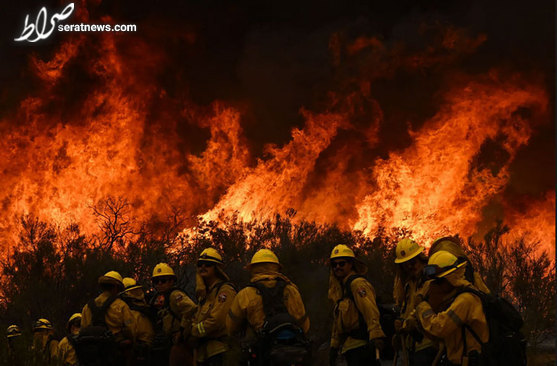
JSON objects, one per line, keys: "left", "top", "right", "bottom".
{"left": 15, "top": 3, "right": 74, "bottom": 43}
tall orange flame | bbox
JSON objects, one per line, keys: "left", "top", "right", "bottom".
{"left": 0, "top": 16, "right": 553, "bottom": 259}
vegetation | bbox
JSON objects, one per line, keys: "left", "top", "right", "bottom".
{"left": 0, "top": 201, "right": 554, "bottom": 365}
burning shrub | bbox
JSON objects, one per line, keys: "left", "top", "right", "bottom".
{"left": 0, "top": 214, "right": 553, "bottom": 365}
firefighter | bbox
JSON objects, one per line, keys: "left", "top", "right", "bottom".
{"left": 226, "top": 248, "right": 310, "bottom": 365}
{"left": 6, "top": 324, "right": 24, "bottom": 366}
{"left": 392, "top": 238, "right": 437, "bottom": 365}
{"left": 57, "top": 313, "right": 81, "bottom": 366}
{"left": 328, "top": 244, "right": 385, "bottom": 366}
{"left": 32, "top": 318, "right": 59, "bottom": 365}
{"left": 149, "top": 262, "right": 197, "bottom": 366}
{"left": 121, "top": 277, "right": 155, "bottom": 365}
{"left": 80, "top": 270, "right": 136, "bottom": 365}
{"left": 429, "top": 237, "right": 490, "bottom": 294}
{"left": 415, "top": 250, "right": 488, "bottom": 366}
{"left": 190, "top": 248, "right": 237, "bottom": 366}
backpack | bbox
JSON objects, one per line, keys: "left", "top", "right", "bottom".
{"left": 343, "top": 275, "right": 394, "bottom": 359}
{"left": 247, "top": 278, "right": 311, "bottom": 366}
{"left": 149, "top": 288, "right": 181, "bottom": 358}
{"left": 75, "top": 295, "right": 119, "bottom": 366}
{"left": 122, "top": 295, "right": 156, "bottom": 323}
{"left": 458, "top": 288, "right": 527, "bottom": 366}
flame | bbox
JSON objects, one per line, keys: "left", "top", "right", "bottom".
{"left": 0, "top": 15, "right": 553, "bottom": 259}
{"left": 0, "top": 33, "right": 249, "bottom": 249}
{"left": 352, "top": 78, "right": 547, "bottom": 244}
{"left": 503, "top": 192, "right": 556, "bottom": 257}
{"left": 200, "top": 109, "right": 350, "bottom": 224}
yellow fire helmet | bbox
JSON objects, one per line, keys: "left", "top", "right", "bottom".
{"left": 330, "top": 244, "right": 356, "bottom": 260}
{"left": 152, "top": 263, "right": 176, "bottom": 279}
{"left": 394, "top": 238, "right": 424, "bottom": 264}
{"left": 67, "top": 313, "right": 81, "bottom": 331}
{"left": 198, "top": 248, "right": 224, "bottom": 265}
{"left": 33, "top": 318, "right": 53, "bottom": 331}
{"left": 68, "top": 313, "right": 82, "bottom": 323}
{"left": 122, "top": 277, "right": 142, "bottom": 293}
{"left": 6, "top": 325, "right": 21, "bottom": 338}
{"left": 248, "top": 249, "right": 280, "bottom": 268}
{"left": 98, "top": 271, "right": 124, "bottom": 288}
{"left": 425, "top": 250, "right": 466, "bottom": 279}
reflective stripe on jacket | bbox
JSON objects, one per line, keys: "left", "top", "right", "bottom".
{"left": 192, "top": 281, "right": 237, "bottom": 361}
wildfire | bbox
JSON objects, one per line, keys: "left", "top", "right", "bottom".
{"left": 352, "top": 78, "right": 546, "bottom": 244}
{"left": 0, "top": 12, "right": 554, "bottom": 259}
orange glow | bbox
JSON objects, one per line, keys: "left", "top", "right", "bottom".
{"left": 352, "top": 79, "right": 547, "bottom": 245}
{"left": 0, "top": 20, "right": 554, "bottom": 260}
{"left": 503, "top": 192, "right": 556, "bottom": 257}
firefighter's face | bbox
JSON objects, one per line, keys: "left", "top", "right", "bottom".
{"left": 402, "top": 257, "right": 424, "bottom": 279}
{"left": 331, "top": 258, "right": 353, "bottom": 279}
{"left": 197, "top": 261, "right": 216, "bottom": 280}
{"left": 432, "top": 277, "right": 453, "bottom": 293}
{"left": 153, "top": 276, "right": 175, "bottom": 293}
{"left": 70, "top": 323, "right": 80, "bottom": 335}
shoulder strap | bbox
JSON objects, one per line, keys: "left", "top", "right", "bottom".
{"left": 458, "top": 287, "right": 485, "bottom": 361}
{"left": 89, "top": 295, "right": 118, "bottom": 326}
{"left": 342, "top": 275, "right": 369, "bottom": 340}
{"left": 126, "top": 299, "right": 153, "bottom": 317}
{"left": 457, "top": 286, "right": 484, "bottom": 298}
{"left": 343, "top": 275, "right": 365, "bottom": 301}
{"left": 44, "top": 337, "right": 53, "bottom": 356}
{"left": 67, "top": 334, "right": 78, "bottom": 348}
{"left": 214, "top": 280, "right": 238, "bottom": 294}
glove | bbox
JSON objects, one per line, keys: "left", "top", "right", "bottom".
{"left": 402, "top": 317, "right": 418, "bottom": 333}
{"left": 329, "top": 347, "right": 338, "bottom": 366}
{"left": 371, "top": 338, "right": 385, "bottom": 351}
{"left": 394, "top": 318, "right": 403, "bottom": 332}
{"left": 414, "top": 280, "right": 432, "bottom": 304}
{"left": 410, "top": 329, "right": 424, "bottom": 343}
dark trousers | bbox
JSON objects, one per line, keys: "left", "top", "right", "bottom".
{"left": 198, "top": 353, "right": 224, "bottom": 366}
{"left": 412, "top": 347, "right": 438, "bottom": 366}
{"left": 344, "top": 345, "right": 380, "bottom": 366}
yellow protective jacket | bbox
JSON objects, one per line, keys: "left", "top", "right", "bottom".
{"left": 57, "top": 336, "right": 78, "bottom": 366}
{"left": 394, "top": 274, "right": 435, "bottom": 352}
{"left": 226, "top": 266, "right": 310, "bottom": 338}
{"left": 7, "top": 337, "right": 25, "bottom": 366}
{"left": 121, "top": 291, "right": 155, "bottom": 346}
{"left": 32, "top": 334, "right": 59, "bottom": 365}
{"left": 330, "top": 272, "right": 386, "bottom": 354}
{"left": 81, "top": 291, "right": 136, "bottom": 342}
{"left": 415, "top": 266, "right": 489, "bottom": 365}
{"left": 192, "top": 279, "right": 237, "bottom": 361}
{"left": 152, "top": 288, "right": 197, "bottom": 340}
